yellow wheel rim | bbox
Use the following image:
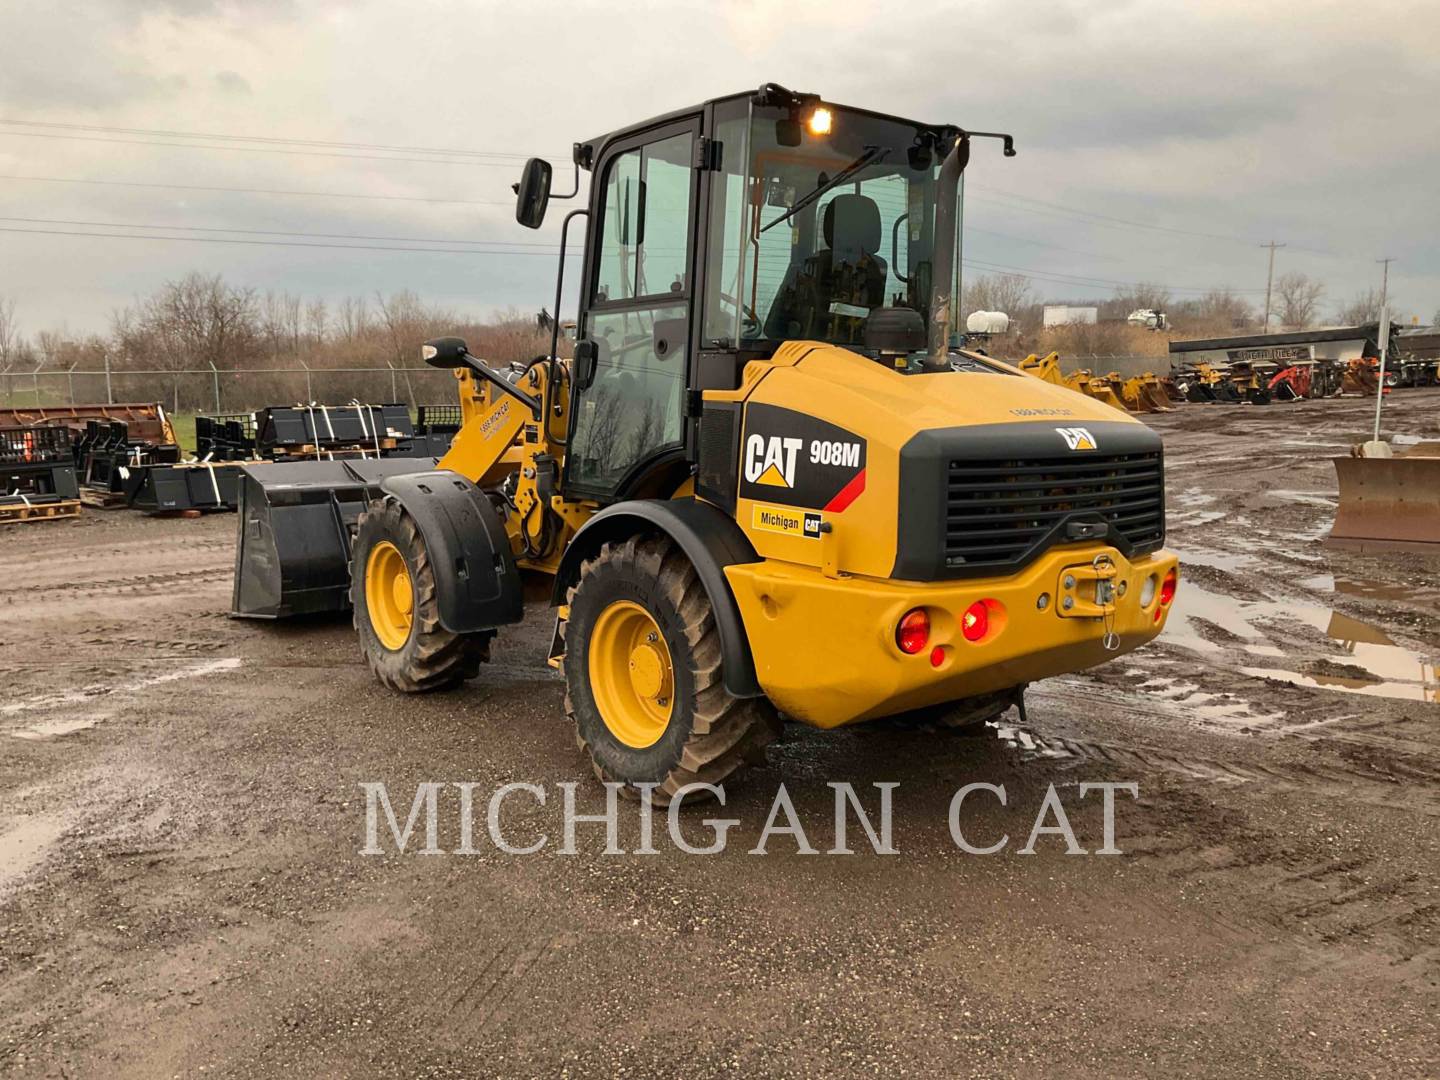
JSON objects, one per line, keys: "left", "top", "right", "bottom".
{"left": 365, "top": 540, "right": 414, "bottom": 651}
{"left": 588, "top": 600, "right": 674, "bottom": 749}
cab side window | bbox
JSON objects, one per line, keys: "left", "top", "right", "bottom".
{"left": 570, "top": 127, "right": 696, "bottom": 494}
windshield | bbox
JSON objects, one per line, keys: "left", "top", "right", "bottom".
{"left": 702, "top": 100, "right": 955, "bottom": 352}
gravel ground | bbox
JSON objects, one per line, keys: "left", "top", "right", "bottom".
{"left": 1, "top": 390, "right": 1438, "bottom": 1078}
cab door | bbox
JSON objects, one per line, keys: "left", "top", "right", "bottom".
{"left": 566, "top": 118, "right": 700, "bottom": 500}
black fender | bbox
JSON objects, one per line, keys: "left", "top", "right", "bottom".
{"left": 553, "top": 499, "right": 763, "bottom": 698}
{"left": 378, "top": 471, "right": 523, "bottom": 634}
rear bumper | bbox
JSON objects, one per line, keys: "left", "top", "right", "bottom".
{"left": 725, "top": 544, "right": 1179, "bottom": 728}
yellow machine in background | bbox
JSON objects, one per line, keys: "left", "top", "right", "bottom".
{"left": 234, "top": 86, "right": 1179, "bottom": 800}
{"left": 1018, "top": 353, "right": 1175, "bottom": 414}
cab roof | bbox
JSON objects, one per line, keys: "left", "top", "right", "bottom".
{"left": 576, "top": 85, "right": 955, "bottom": 171}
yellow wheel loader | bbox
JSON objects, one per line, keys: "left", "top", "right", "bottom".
{"left": 232, "top": 84, "right": 1179, "bottom": 798}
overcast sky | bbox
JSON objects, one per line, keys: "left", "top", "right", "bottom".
{"left": 1, "top": 0, "right": 1437, "bottom": 339}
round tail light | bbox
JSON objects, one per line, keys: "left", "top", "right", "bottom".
{"left": 961, "top": 600, "right": 990, "bottom": 642}
{"left": 1158, "top": 569, "right": 1178, "bottom": 607}
{"left": 896, "top": 608, "right": 930, "bottom": 654}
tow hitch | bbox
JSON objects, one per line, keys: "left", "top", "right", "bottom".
{"left": 1056, "top": 553, "right": 1122, "bottom": 650}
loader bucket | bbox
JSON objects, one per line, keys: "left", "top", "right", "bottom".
{"left": 1120, "top": 378, "right": 1155, "bottom": 413}
{"left": 1330, "top": 454, "right": 1440, "bottom": 551}
{"left": 1122, "top": 375, "right": 1174, "bottom": 414}
{"left": 1082, "top": 377, "right": 1128, "bottom": 413}
{"left": 1243, "top": 386, "right": 1272, "bottom": 406}
{"left": 1137, "top": 374, "right": 1175, "bottom": 412}
{"left": 1018, "top": 352, "right": 1066, "bottom": 386}
{"left": 232, "top": 457, "right": 439, "bottom": 618}
{"left": 1185, "top": 382, "right": 1217, "bottom": 403}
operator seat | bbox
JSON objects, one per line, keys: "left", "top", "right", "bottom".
{"left": 764, "top": 193, "right": 889, "bottom": 339}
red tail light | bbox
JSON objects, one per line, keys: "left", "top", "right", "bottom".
{"left": 1158, "top": 570, "right": 1178, "bottom": 607}
{"left": 961, "top": 600, "right": 990, "bottom": 642}
{"left": 896, "top": 608, "right": 930, "bottom": 654}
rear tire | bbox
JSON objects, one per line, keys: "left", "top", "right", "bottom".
{"left": 352, "top": 495, "right": 491, "bottom": 693}
{"left": 564, "top": 535, "right": 778, "bottom": 804}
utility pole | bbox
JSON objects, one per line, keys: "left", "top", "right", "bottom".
{"left": 1372, "top": 256, "right": 1395, "bottom": 443}
{"left": 1261, "top": 240, "right": 1285, "bottom": 331}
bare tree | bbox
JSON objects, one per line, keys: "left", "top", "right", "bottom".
{"left": 1112, "top": 282, "right": 1173, "bottom": 314}
{"left": 305, "top": 298, "right": 328, "bottom": 345}
{"left": 1271, "top": 272, "right": 1325, "bottom": 328}
{"left": 112, "top": 273, "right": 261, "bottom": 409}
{"left": 0, "top": 294, "right": 20, "bottom": 403}
{"left": 1336, "top": 288, "right": 1394, "bottom": 326}
{"left": 1194, "top": 287, "right": 1251, "bottom": 328}
{"left": 374, "top": 290, "right": 427, "bottom": 367}
{"left": 336, "top": 296, "right": 370, "bottom": 343}
{"left": 963, "top": 273, "right": 1031, "bottom": 318}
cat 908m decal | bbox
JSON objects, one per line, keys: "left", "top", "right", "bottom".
{"left": 739, "top": 403, "right": 867, "bottom": 512}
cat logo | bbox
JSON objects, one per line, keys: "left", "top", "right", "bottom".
{"left": 744, "top": 434, "right": 802, "bottom": 488}
{"left": 752, "top": 504, "right": 825, "bottom": 539}
{"left": 1055, "top": 426, "right": 1097, "bottom": 451}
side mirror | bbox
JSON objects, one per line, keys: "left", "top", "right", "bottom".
{"left": 775, "top": 117, "right": 802, "bottom": 148}
{"left": 421, "top": 336, "right": 470, "bottom": 369}
{"left": 573, "top": 339, "right": 598, "bottom": 390}
{"left": 514, "top": 158, "right": 553, "bottom": 229}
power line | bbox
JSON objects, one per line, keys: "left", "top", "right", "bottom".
{"left": 0, "top": 130, "right": 523, "bottom": 167}
{"left": 969, "top": 186, "right": 1346, "bottom": 259}
{"left": 0, "top": 225, "right": 580, "bottom": 256}
{"left": 970, "top": 186, "right": 1254, "bottom": 246}
{"left": 0, "top": 214, "right": 561, "bottom": 248}
{"left": 0, "top": 221, "right": 1266, "bottom": 296}
{"left": 3, "top": 117, "right": 1354, "bottom": 260}
{"left": 0, "top": 173, "right": 509, "bottom": 206}
{"left": 0, "top": 118, "right": 553, "bottom": 160}
{"left": 963, "top": 256, "right": 1267, "bottom": 295}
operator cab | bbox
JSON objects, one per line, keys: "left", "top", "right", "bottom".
{"left": 513, "top": 83, "right": 1014, "bottom": 502}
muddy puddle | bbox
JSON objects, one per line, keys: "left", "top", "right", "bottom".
{"left": 1263, "top": 489, "right": 1337, "bottom": 508}
{"left": 0, "top": 814, "right": 68, "bottom": 893}
{"left": 10, "top": 713, "right": 109, "bottom": 741}
{"left": 1165, "top": 575, "right": 1438, "bottom": 704}
{"left": 1300, "top": 570, "right": 1440, "bottom": 606}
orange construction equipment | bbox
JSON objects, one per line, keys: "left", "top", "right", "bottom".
{"left": 1340, "top": 359, "right": 1382, "bottom": 397}
{"left": 1330, "top": 441, "right": 1440, "bottom": 550}
{"left": 0, "top": 403, "right": 178, "bottom": 447}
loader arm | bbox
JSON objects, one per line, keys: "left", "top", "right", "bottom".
{"left": 436, "top": 367, "right": 532, "bottom": 485}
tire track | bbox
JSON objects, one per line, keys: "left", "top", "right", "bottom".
{"left": 0, "top": 566, "right": 230, "bottom": 601}
{"left": 993, "top": 723, "right": 1440, "bottom": 816}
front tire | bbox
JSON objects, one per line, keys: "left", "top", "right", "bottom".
{"left": 564, "top": 535, "right": 778, "bottom": 803}
{"left": 352, "top": 495, "right": 491, "bottom": 692}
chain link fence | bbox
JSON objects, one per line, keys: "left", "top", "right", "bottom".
{"left": 0, "top": 353, "right": 1175, "bottom": 414}
{"left": 1039, "top": 354, "right": 1174, "bottom": 379}
{"left": 0, "top": 364, "right": 461, "bottom": 414}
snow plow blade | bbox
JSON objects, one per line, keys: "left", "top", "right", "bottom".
{"left": 1330, "top": 451, "right": 1440, "bottom": 551}
{"left": 232, "top": 457, "right": 439, "bottom": 619}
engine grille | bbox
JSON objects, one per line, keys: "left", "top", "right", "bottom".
{"left": 944, "top": 450, "right": 1164, "bottom": 569}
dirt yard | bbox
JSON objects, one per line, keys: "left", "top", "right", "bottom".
{"left": 2, "top": 391, "right": 1438, "bottom": 1077}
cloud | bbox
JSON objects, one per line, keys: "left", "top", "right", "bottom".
{"left": 214, "top": 70, "right": 253, "bottom": 96}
